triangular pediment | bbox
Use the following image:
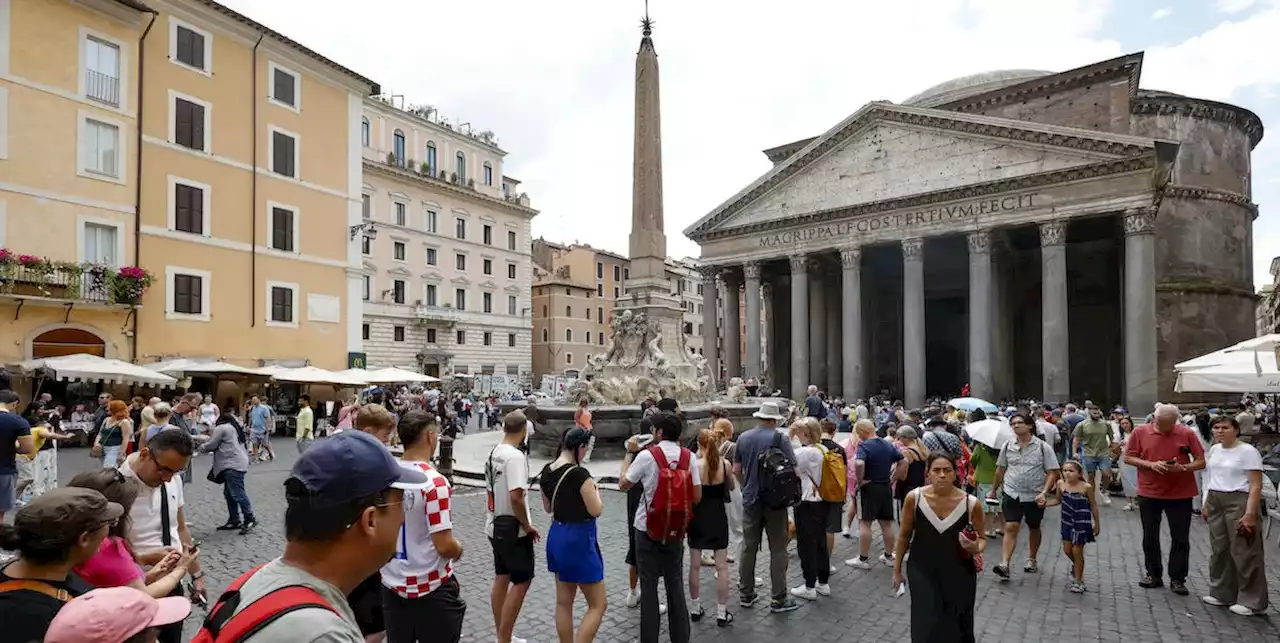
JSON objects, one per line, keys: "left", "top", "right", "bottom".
{"left": 685, "top": 103, "right": 1157, "bottom": 238}
{"left": 387, "top": 266, "right": 413, "bottom": 277}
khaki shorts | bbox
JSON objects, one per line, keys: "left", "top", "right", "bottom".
{"left": 15, "top": 457, "right": 34, "bottom": 483}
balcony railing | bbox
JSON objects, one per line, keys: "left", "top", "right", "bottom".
{"left": 415, "top": 304, "right": 459, "bottom": 323}
{"left": 0, "top": 252, "right": 153, "bottom": 306}
{"left": 85, "top": 70, "right": 120, "bottom": 107}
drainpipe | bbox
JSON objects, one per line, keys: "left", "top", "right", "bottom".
{"left": 250, "top": 33, "right": 264, "bottom": 327}
{"left": 130, "top": 9, "right": 159, "bottom": 364}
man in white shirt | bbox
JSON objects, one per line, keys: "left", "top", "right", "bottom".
{"left": 620, "top": 411, "right": 702, "bottom": 643}
{"left": 120, "top": 429, "right": 204, "bottom": 643}
{"left": 486, "top": 411, "right": 538, "bottom": 643}
{"left": 381, "top": 410, "right": 464, "bottom": 643}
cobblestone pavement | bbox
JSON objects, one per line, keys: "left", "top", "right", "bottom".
{"left": 54, "top": 445, "right": 1280, "bottom": 643}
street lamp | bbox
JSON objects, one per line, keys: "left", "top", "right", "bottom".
{"left": 349, "top": 222, "right": 378, "bottom": 241}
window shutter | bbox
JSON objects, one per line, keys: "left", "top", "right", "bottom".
{"left": 272, "top": 208, "right": 293, "bottom": 252}
{"left": 190, "top": 32, "right": 204, "bottom": 70}
{"left": 175, "top": 101, "right": 191, "bottom": 146}
{"left": 191, "top": 103, "right": 205, "bottom": 151}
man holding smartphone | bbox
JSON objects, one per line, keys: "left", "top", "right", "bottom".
{"left": 1124, "top": 404, "right": 1205, "bottom": 596}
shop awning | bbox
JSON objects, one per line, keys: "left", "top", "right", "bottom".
{"left": 271, "top": 366, "right": 368, "bottom": 387}
{"left": 149, "top": 359, "right": 272, "bottom": 377}
{"left": 364, "top": 367, "right": 440, "bottom": 384}
{"left": 14, "top": 354, "right": 178, "bottom": 388}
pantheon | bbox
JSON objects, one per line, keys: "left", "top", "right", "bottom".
{"left": 685, "top": 52, "right": 1262, "bottom": 413}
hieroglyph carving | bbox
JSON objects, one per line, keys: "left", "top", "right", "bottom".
{"left": 1123, "top": 208, "right": 1157, "bottom": 236}
{"left": 1039, "top": 221, "right": 1066, "bottom": 246}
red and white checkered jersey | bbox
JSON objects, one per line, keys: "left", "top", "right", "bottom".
{"left": 380, "top": 460, "right": 454, "bottom": 598}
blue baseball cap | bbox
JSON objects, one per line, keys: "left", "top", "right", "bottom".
{"left": 289, "top": 431, "right": 429, "bottom": 505}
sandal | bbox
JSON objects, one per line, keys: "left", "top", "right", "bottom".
{"left": 717, "top": 611, "right": 734, "bottom": 627}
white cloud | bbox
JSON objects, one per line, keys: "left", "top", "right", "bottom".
{"left": 1151, "top": 7, "right": 1174, "bottom": 19}
{"left": 1217, "top": 0, "right": 1258, "bottom": 13}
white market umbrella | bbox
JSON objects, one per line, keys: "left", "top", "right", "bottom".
{"left": 150, "top": 358, "right": 270, "bottom": 377}
{"left": 15, "top": 354, "right": 178, "bottom": 388}
{"left": 1175, "top": 351, "right": 1280, "bottom": 393}
{"left": 271, "top": 366, "right": 368, "bottom": 387}
{"left": 364, "top": 367, "right": 440, "bottom": 384}
{"left": 963, "top": 418, "right": 1015, "bottom": 450}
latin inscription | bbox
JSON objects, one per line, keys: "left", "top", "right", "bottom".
{"left": 758, "top": 194, "right": 1036, "bottom": 248}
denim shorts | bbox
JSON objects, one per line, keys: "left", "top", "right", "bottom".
{"left": 1082, "top": 455, "right": 1112, "bottom": 474}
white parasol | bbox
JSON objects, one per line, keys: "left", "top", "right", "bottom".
{"left": 963, "top": 418, "right": 1015, "bottom": 450}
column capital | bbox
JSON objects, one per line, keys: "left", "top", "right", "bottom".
{"left": 695, "top": 265, "right": 720, "bottom": 285}
{"left": 743, "top": 261, "right": 763, "bottom": 281}
{"left": 788, "top": 255, "right": 809, "bottom": 273}
{"left": 1123, "top": 207, "right": 1157, "bottom": 236}
{"left": 902, "top": 238, "right": 923, "bottom": 262}
{"left": 1039, "top": 221, "right": 1066, "bottom": 247}
{"left": 967, "top": 229, "right": 991, "bottom": 255}
{"left": 840, "top": 246, "right": 862, "bottom": 269}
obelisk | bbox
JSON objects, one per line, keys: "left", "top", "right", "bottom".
{"left": 626, "top": 8, "right": 669, "bottom": 297}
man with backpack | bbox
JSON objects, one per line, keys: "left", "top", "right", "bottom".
{"left": 621, "top": 411, "right": 702, "bottom": 643}
{"left": 731, "top": 401, "right": 800, "bottom": 613}
{"left": 818, "top": 420, "right": 847, "bottom": 563}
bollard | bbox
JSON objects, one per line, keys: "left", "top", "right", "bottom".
{"left": 437, "top": 434, "right": 455, "bottom": 484}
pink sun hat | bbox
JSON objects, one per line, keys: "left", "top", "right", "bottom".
{"left": 44, "top": 586, "right": 191, "bottom": 642}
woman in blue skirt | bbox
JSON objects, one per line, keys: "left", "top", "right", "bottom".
{"left": 541, "top": 427, "right": 607, "bottom": 643}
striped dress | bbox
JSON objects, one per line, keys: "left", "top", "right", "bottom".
{"left": 1059, "top": 489, "right": 1095, "bottom": 545}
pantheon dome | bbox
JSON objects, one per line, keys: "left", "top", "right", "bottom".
{"left": 904, "top": 69, "right": 1052, "bottom": 107}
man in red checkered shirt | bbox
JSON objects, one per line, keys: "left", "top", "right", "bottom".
{"left": 380, "top": 410, "right": 465, "bottom": 643}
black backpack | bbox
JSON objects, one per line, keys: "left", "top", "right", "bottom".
{"left": 757, "top": 431, "right": 801, "bottom": 510}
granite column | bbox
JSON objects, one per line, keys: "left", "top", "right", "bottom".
{"left": 968, "top": 230, "right": 994, "bottom": 401}
{"left": 903, "top": 238, "right": 925, "bottom": 408}
{"left": 723, "top": 270, "right": 742, "bottom": 381}
{"left": 1124, "top": 208, "right": 1158, "bottom": 416}
{"left": 1041, "top": 222, "right": 1070, "bottom": 402}
{"left": 789, "top": 256, "right": 810, "bottom": 399}
{"left": 743, "top": 261, "right": 763, "bottom": 383}
{"left": 841, "top": 247, "right": 864, "bottom": 402}
{"left": 699, "top": 266, "right": 720, "bottom": 389}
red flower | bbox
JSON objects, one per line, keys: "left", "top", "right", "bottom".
{"left": 17, "top": 254, "right": 42, "bottom": 266}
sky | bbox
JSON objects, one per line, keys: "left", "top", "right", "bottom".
{"left": 220, "top": 0, "right": 1280, "bottom": 288}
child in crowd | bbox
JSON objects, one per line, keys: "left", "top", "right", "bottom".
{"left": 1056, "top": 460, "right": 1100, "bottom": 594}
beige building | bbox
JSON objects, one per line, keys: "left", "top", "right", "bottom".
{"left": 530, "top": 267, "right": 597, "bottom": 379}
{"left": 2, "top": 0, "right": 375, "bottom": 373}
{"left": 358, "top": 96, "right": 536, "bottom": 381}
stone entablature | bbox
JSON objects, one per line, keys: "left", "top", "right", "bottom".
{"left": 1132, "top": 92, "right": 1264, "bottom": 148}
{"left": 941, "top": 52, "right": 1143, "bottom": 114}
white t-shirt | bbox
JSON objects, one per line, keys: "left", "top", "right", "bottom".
{"left": 198, "top": 403, "right": 218, "bottom": 426}
{"left": 1204, "top": 442, "right": 1263, "bottom": 495}
{"left": 485, "top": 443, "right": 530, "bottom": 538}
{"left": 1035, "top": 419, "right": 1059, "bottom": 446}
{"left": 119, "top": 462, "right": 184, "bottom": 549}
{"left": 382, "top": 461, "right": 454, "bottom": 598}
{"left": 624, "top": 440, "right": 702, "bottom": 533}
{"left": 794, "top": 444, "right": 824, "bottom": 502}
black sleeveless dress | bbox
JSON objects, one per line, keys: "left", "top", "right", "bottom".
{"left": 906, "top": 488, "right": 977, "bottom": 643}
{"left": 687, "top": 480, "right": 729, "bottom": 551}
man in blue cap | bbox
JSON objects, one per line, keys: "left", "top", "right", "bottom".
{"left": 193, "top": 430, "right": 430, "bottom": 643}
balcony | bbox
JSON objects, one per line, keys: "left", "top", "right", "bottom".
{"left": 415, "top": 303, "right": 459, "bottom": 323}
{"left": 0, "top": 251, "right": 152, "bottom": 314}
{"left": 85, "top": 69, "right": 120, "bottom": 107}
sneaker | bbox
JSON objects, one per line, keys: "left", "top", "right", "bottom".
{"left": 740, "top": 594, "right": 758, "bottom": 608}
{"left": 815, "top": 583, "right": 831, "bottom": 597}
{"left": 993, "top": 564, "right": 1010, "bottom": 580}
{"left": 238, "top": 519, "right": 257, "bottom": 535}
{"left": 1229, "top": 604, "right": 1257, "bottom": 616}
{"left": 701, "top": 552, "right": 716, "bottom": 566}
{"left": 1138, "top": 575, "right": 1163, "bottom": 589}
{"left": 841, "top": 528, "right": 853, "bottom": 539}
{"left": 660, "top": 604, "right": 668, "bottom": 615}
{"left": 845, "top": 556, "right": 872, "bottom": 569}
{"left": 1123, "top": 502, "right": 1134, "bottom": 512}
{"left": 1024, "top": 558, "right": 1038, "bottom": 574}
{"left": 216, "top": 521, "right": 242, "bottom": 531}
{"left": 879, "top": 553, "right": 895, "bottom": 567}
{"left": 789, "top": 585, "right": 817, "bottom": 601}
{"left": 755, "top": 576, "right": 765, "bottom": 587}
{"left": 1170, "top": 581, "right": 1189, "bottom": 596}
{"left": 1202, "top": 596, "right": 1227, "bottom": 607}
{"left": 626, "top": 589, "right": 641, "bottom": 608}
{"left": 1102, "top": 495, "right": 1112, "bottom": 506}
{"left": 829, "top": 565, "right": 837, "bottom": 575}
{"left": 690, "top": 605, "right": 705, "bottom": 622}
{"left": 508, "top": 637, "right": 527, "bottom": 643}
{"left": 1069, "top": 581, "right": 1085, "bottom": 594}
{"left": 769, "top": 598, "right": 800, "bottom": 613}
{"left": 727, "top": 552, "right": 736, "bottom": 563}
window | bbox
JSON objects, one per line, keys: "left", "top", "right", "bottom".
{"left": 585, "top": 308, "right": 591, "bottom": 320}
{"left": 362, "top": 323, "right": 370, "bottom": 340}
{"left": 566, "top": 328, "right": 573, "bottom": 342}
{"left": 456, "top": 330, "right": 466, "bottom": 345}
{"left": 361, "top": 118, "right": 370, "bottom": 147}
{"left": 171, "top": 180, "right": 205, "bottom": 235}
{"left": 455, "top": 152, "right": 466, "bottom": 181}
{"left": 566, "top": 353, "right": 573, "bottom": 365}
{"left": 541, "top": 328, "right": 548, "bottom": 342}
{"left": 170, "top": 271, "right": 205, "bottom": 317}
{"left": 81, "top": 221, "right": 119, "bottom": 265}
{"left": 394, "top": 326, "right": 405, "bottom": 342}
{"left": 83, "top": 35, "right": 121, "bottom": 106}
{"left": 483, "top": 225, "right": 492, "bottom": 245}
{"left": 172, "top": 22, "right": 208, "bottom": 72}
{"left": 81, "top": 117, "right": 120, "bottom": 179}
{"left": 455, "top": 254, "right": 466, "bottom": 271}
{"left": 483, "top": 292, "right": 492, "bottom": 313}
{"left": 565, "top": 305, "right": 572, "bottom": 317}
{"left": 614, "top": 265, "right": 621, "bottom": 281}
{"left": 425, "top": 210, "right": 438, "bottom": 233}
{"left": 597, "top": 284, "right": 603, "bottom": 297}
{"left": 455, "top": 288, "right": 466, "bottom": 310}
{"left": 268, "top": 283, "right": 296, "bottom": 326}
{"left": 427, "top": 328, "right": 437, "bottom": 343}
{"left": 270, "top": 128, "right": 297, "bottom": 178}
{"left": 425, "top": 284, "right": 437, "bottom": 306}
{"left": 507, "top": 364, "right": 519, "bottom": 376}
{"left": 483, "top": 162, "right": 493, "bottom": 186}
{"left": 483, "top": 259, "right": 492, "bottom": 275}
{"left": 392, "top": 279, "right": 405, "bottom": 304}
{"left": 508, "top": 296, "right": 517, "bottom": 315}
{"left": 586, "top": 331, "right": 592, "bottom": 344}
{"left": 455, "top": 218, "right": 466, "bottom": 239}
{"left": 614, "top": 287, "right": 620, "bottom": 298}
{"left": 426, "top": 142, "right": 437, "bottom": 174}
{"left": 541, "top": 305, "right": 547, "bottom": 317}
{"left": 361, "top": 236, "right": 371, "bottom": 255}
{"left": 507, "top": 264, "right": 516, "bottom": 280}
{"left": 362, "top": 194, "right": 371, "bottom": 219}
{"left": 683, "top": 322, "right": 693, "bottom": 334}
{"left": 483, "top": 332, "right": 492, "bottom": 346}
{"left": 598, "top": 334, "right": 605, "bottom": 346}
{"left": 362, "top": 275, "right": 371, "bottom": 301}
{"left": 269, "top": 63, "right": 299, "bottom": 110}
{"left": 426, "top": 248, "right": 437, "bottom": 265}
{"left": 392, "top": 129, "right": 405, "bottom": 166}
{"left": 269, "top": 204, "right": 297, "bottom": 252}
{"left": 597, "top": 307, "right": 603, "bottom": 323}
{"left": 596, "top": 262, "right": 603, "bottom": 279}
{"left": 393, "top": 242, "right": 406, "bottom": 261}
{"left": 624, "top": 268, "right": 629, "bottom": 279}
{"left": 508, "top": 231, "right": 517, "bottom": 250}
{"left": 394, "top": 202, "right": 406, "bottom": 226}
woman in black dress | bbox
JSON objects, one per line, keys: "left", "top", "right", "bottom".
{"left": 892, "top": 452, "right": 985, "bottom": 643}
{"left": 687, "top": 429, "right": 734, "bottom": 626}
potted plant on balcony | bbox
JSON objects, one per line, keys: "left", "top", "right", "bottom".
{"left": 84, "top": 263, "right": 110, "bottom": 299}
{"left": 108, "top": 266, "right": 153, "bottom": 305}
{"left": 467, "top": 178, "right": 476, "bottom": 189}
{"left": 386, "top": 151, "right": 397, "bottom": 165}
{"left": 450, "top": 172, "right": 459, "bottom": 185}
{"left": 407, "top": 158, "right": 416, "bottom": 172}
{"left": 420, "top": 161, "right": 430, "bottom": 175}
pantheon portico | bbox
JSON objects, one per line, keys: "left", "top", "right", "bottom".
{"left": 686, "top": 53, "right": 1262, "bottom": 413}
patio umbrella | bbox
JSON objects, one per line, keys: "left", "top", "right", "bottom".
{"left": 963, "top": 418, "right": 1015, "bottom": 450}
{"left": 946, "top": 397, "right": 999, "bottom": 414}
{"left": 14, "top": 354, "right": 178, "bottom": 388}
{"left": 271, "top": 366, "right": 368, "bottom": 387}
{"left": 364, "top": 367, "right": 441, "bottom": 384}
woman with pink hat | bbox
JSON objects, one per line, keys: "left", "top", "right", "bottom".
{"left": 44, "top": 586, "right": 190, "bottom": 643}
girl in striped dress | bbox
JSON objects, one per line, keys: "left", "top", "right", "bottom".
{"left": 1056, "top": 460, "right": 1100, "bottom": 594}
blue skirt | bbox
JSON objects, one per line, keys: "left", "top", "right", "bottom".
{"left": 546, "top": 519, "right": 604, "bottom": 584}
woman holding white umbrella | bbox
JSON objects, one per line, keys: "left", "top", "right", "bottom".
{"left": 964, "top": 409, "right": 1011, "bottom": 537}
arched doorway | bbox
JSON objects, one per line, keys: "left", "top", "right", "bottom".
{"left": 31, "top": 327, "right": 106, "bottom": 358}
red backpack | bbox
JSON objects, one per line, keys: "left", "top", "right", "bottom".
{"left": 192, "top": 565, "right": 337, "bottom": 643}
{"left": 644, "top": 445, "right": 695, "bottom": 543}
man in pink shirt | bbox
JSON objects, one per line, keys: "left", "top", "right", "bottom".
{"left": 1124, "top": 404, "right": 1205, "bottom": 596}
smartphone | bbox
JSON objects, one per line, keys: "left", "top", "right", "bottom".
{"left": 983, "top": 497, "right": 1001, "bottom": 508}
